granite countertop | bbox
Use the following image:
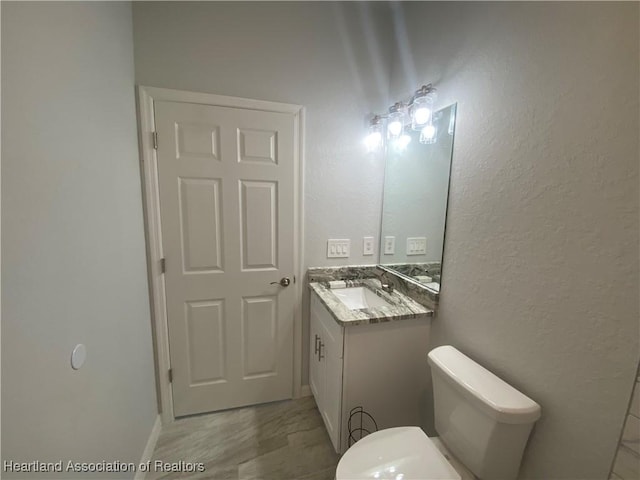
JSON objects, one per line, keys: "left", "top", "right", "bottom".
{"left": 309, "top": 278, "right": 434, "bottom": 326}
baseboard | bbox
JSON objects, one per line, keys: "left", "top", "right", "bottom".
{"left": 300, "top": 384, "right": 312, "bottom": 397}
{"left": 134, "top": 414, "right": 162, "bottom": 480}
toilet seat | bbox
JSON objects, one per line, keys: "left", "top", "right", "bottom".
{"left": 335, "top": 427, "right": 461, "bottom": 480}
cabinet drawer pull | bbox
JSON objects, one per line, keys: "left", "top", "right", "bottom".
{"left": 314, "top": 334, "right": 320, "bottom": 354}
{"left": 318, "top": 342, "right": 325, "bottom": 360}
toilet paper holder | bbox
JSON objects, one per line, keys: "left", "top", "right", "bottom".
{"left": 348, "top": 406, "right": 378, "bottom": 447}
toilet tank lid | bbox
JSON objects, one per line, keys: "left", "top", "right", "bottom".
{"left": 428, "top": 346, "right": 541, "bottom": 424}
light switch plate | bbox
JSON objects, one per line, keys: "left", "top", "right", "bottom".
{"left": 363, "top": 237, "right": 374, "bottom": 256}
{"left": 406, "top": 236, "right": 427, "bottom": 255}
{"left": 383, "top": 236, "right": 395, "bottom": 255}
{"left": 327, "top": 239, "right": 350, "bottom": 258}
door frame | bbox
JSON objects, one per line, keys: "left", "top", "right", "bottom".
{"left": 136, "top": 86, "right": 305, "bottom": 423}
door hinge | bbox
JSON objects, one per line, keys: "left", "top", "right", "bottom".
{"left": 160, "top": 258, "right": 166, "bottom": 274}
{"left": 152, "top": 131, "right": 158, "bottom": 150}
{"left": 168, "top": 368, "right": 173, "bottom": 383}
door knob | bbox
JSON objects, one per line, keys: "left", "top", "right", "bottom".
{"left": 270, "top": 277, "right": 291, "bottom": 287}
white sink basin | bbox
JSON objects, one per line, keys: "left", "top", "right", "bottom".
{"left": 332, "top": 286, "right": 393, "bottom": 310}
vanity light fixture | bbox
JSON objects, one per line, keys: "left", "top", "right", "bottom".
{"left": 365, "top": 84, "right": 437, "bottom": 153}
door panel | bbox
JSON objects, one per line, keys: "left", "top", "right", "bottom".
{"left": 241, "top": 295, "right": 277, "bottom": 378}
{"left": 238, "top": 128, "right": 278, "bottom": 164}
{"left": 155, "top": 100, "right": 296, "bottom": 417}
{"left": 175, "top": 122, "right": 220, "bottom": 160}
{"left": 179, "top": 178, "right": 223, "bottom": 272}
{"left": 185, "top": 299, "right": 226, "bottom": 385}
{"left": 240, "top": 180, "right": 278, "bottom": 270}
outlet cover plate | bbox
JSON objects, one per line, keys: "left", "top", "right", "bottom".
{"left": 363, "top": 237, "right": 374, "bottom": 255}
{"left": 406, "top": 237, "right": 427, "bottom": 255}
{"left": 383, "top": 236, "right": 395, "bottom": 255}
{"left": 327, "top": 239, "right": 350, "bottom": 258}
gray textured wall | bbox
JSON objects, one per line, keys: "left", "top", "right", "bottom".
{"left": 388, "top": 2, "right": 639, "bottom": 478}
{"left": 1, "top": 2, "right": 158, "bottom": 477}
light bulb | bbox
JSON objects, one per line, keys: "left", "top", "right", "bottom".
{"left": 413, "top": 106, "right": 431, "bottom": 125}
{"left": 391, "top": 133, "right": 411, "bottom": 153}
{"left": 420, "top": 124, "right": 437, "bottom": 144}
{"left": 388, "top": 120, "right": 403, "bottom": 137}
{"left": 364, "top": 116, "right": 384, "bottom": 152}
{"left": 422, "top": 124, "right": 435, "bottom": 138}
{"left": 398, "top": 133, "right": 411, "bottom": 149}
{"left": 387, "top": 107, "right": 405, "bottom": 140}
{"left": 411, "top": 89, "right": 435, "bottom": 131}
{"left": 364, "top": 131, "right": 382, "bottom": 152}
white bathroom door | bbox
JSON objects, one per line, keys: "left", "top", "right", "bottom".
{"left": 154, "top": 100, "right": 297, "bottom": 417}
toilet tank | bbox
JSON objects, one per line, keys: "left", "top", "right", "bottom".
{"left": 428, "top": 346, "right": 541, "bottom": 480}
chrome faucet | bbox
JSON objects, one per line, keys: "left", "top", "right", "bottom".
{"left": 376, "top": 269, "right": 394, "bottom": 293}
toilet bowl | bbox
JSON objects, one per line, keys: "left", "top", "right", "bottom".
{"left": 335, "top": 346, "right": 541, "bottom": 480}
{"left": 335, "top": 426, "right": 476, "bottom": 480}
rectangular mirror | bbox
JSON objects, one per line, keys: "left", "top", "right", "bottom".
{"left": 378, "top": 103, "right": 457, "bottom": 293}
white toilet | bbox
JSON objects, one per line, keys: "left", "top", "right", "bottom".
{"left": 336, "top": 345, "right": 541, "bottom": 480}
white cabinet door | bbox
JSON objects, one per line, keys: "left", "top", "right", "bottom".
{"left": 310, "top": 294, "right": 344, "bottom": 452}
{"left": 319, "top": 315, "right": 343, "bottom": 451}
{"left": 309, "top": 305, "right": 321, "bottom": 400}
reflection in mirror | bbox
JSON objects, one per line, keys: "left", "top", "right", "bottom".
{"left": 378, "top": 104, "right": 457, "bottom": 293}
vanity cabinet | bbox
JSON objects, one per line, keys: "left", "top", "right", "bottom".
{"left": 309, "top": 292, "right": 432, "bottom": 454}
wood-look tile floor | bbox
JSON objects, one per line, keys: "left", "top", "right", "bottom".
{"left": 148, "top": 396, "right": 340, "bottom": 480}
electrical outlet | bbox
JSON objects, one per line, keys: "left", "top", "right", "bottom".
{"left": 327, "top": 239, "right": 350, "bottom": 258}
{"left": 363, "top": 237, "right": 374, "bottom": 256}
{"left": 383, "top": 236, "right": 395, "bottom": 255}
